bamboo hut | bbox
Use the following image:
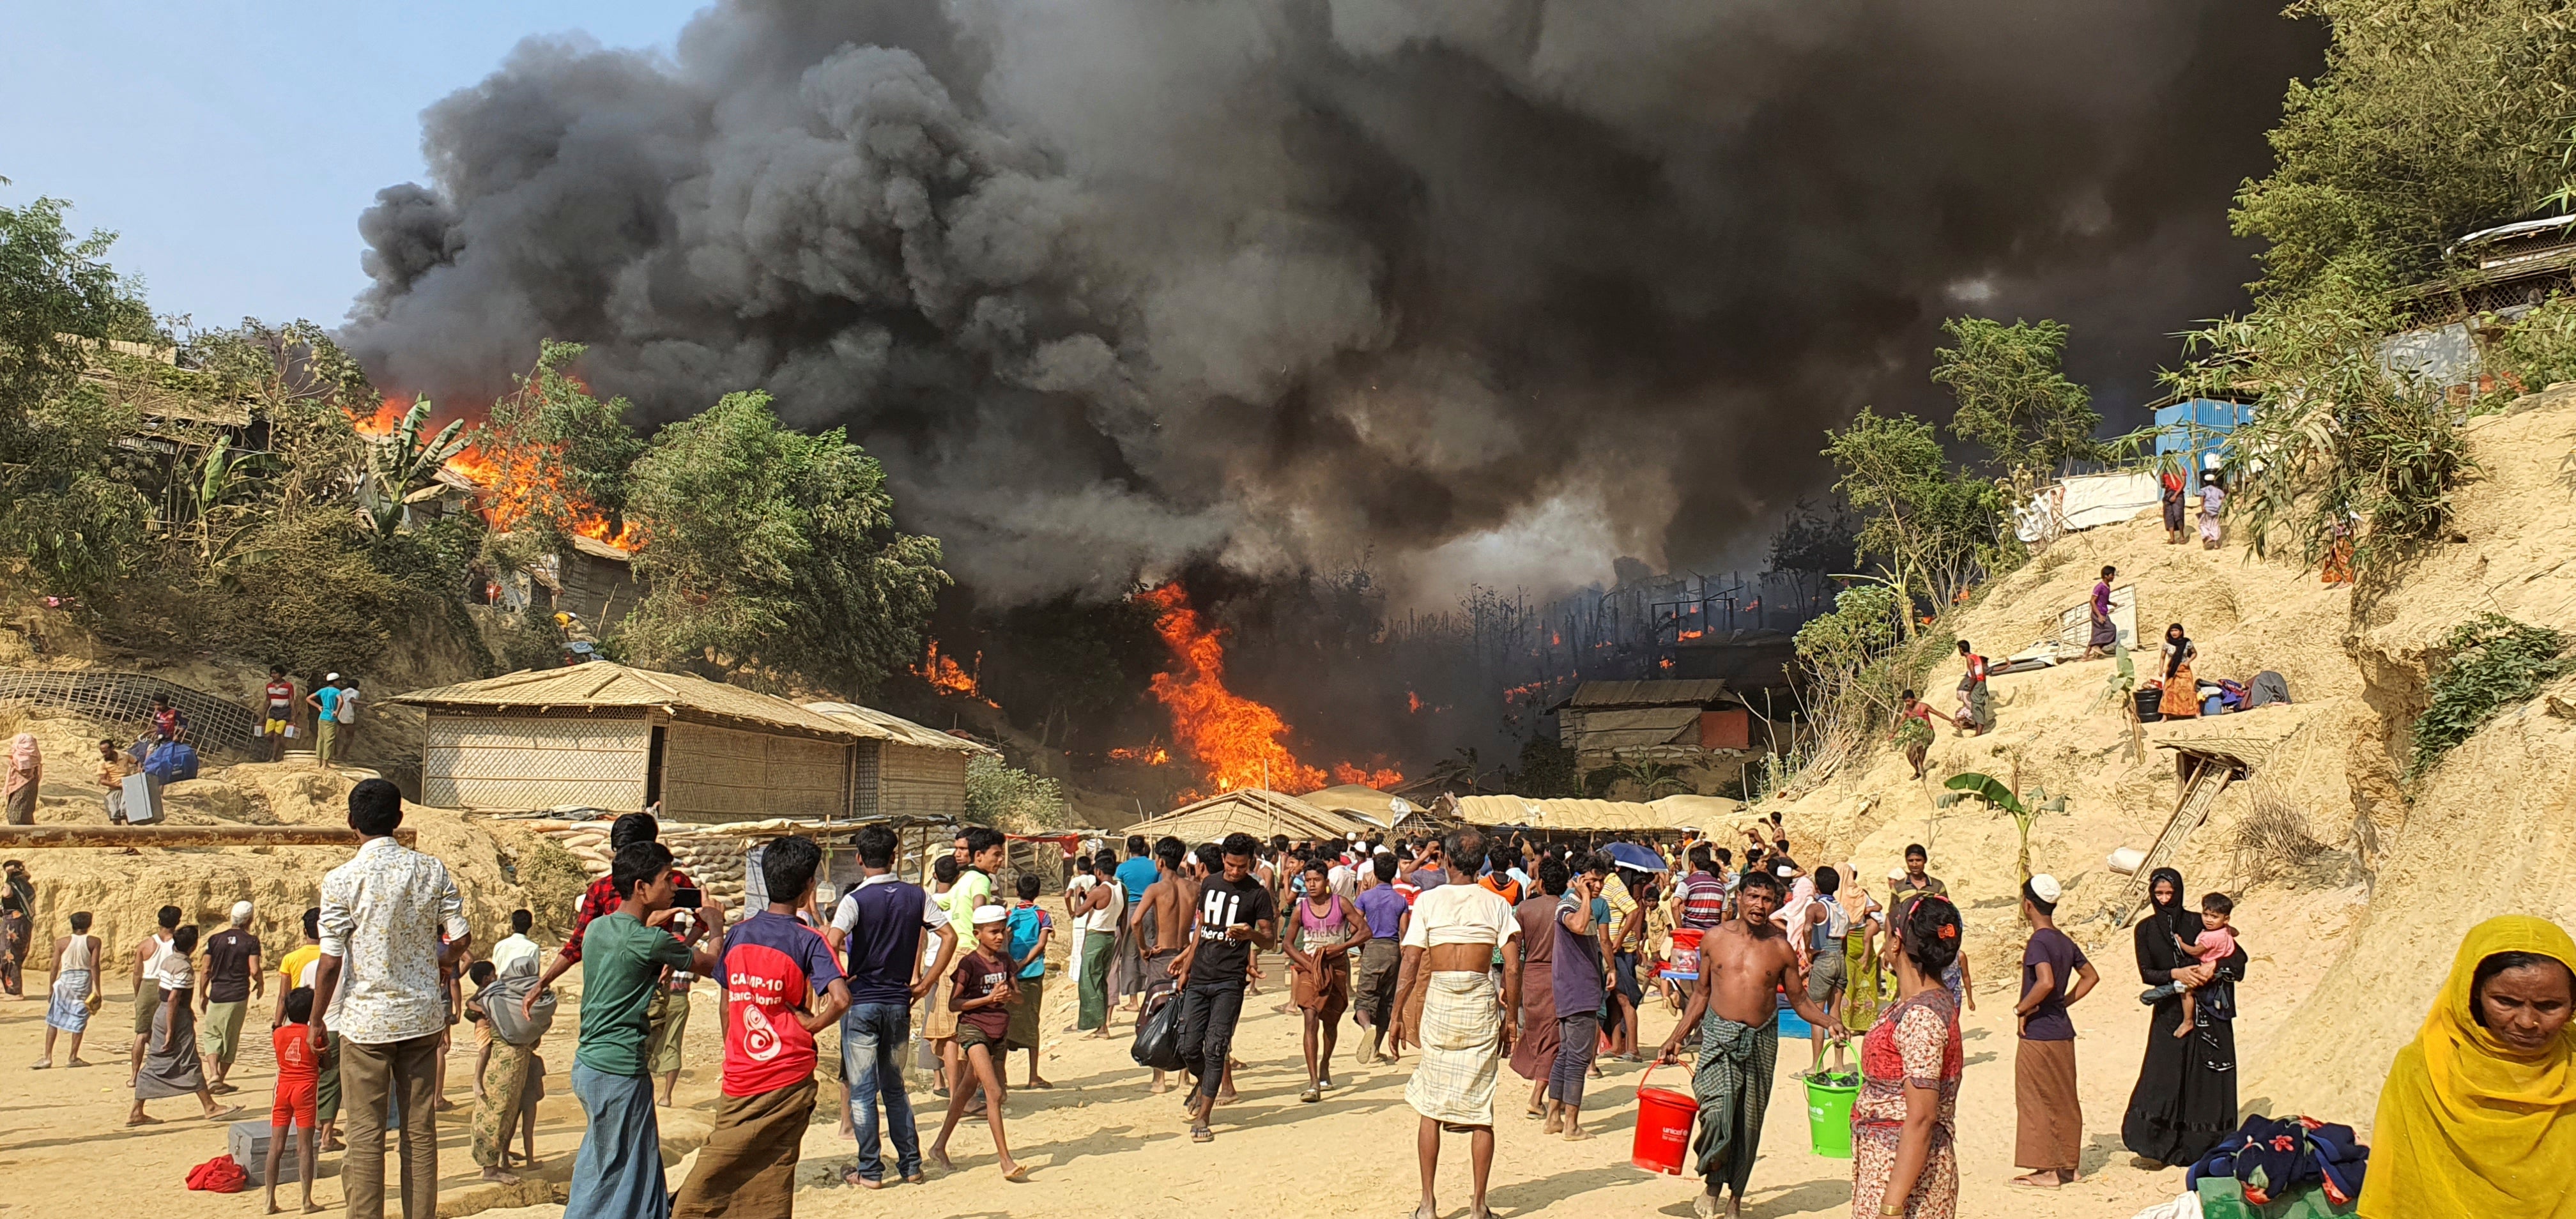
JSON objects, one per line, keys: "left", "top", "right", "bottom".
{"left": 803, "top": 702, "right": 993, "bottom": 822}
{"left": 394, "top": 664, "right": 865, "bottom": 822}
{"left": 1126, "top": 788, "right": 1416, "bottom": 847}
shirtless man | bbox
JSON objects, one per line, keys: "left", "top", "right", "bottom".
{"left": 1658, "top": 870, "right": 1846, "bottom": 1219}
{"left": 1132, "top": 836, "right": 1190, "bottom": 1092}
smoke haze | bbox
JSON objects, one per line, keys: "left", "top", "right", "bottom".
{"left": 344, "top": 0, "right": 2319, "bottom": 604}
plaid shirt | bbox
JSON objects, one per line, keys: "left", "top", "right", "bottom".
{"left": 559, "top": 868, "right": 694, "bottom": 962}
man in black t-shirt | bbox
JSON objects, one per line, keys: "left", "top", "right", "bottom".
{"left": 1169, "top": 831, "right": 1275, "bottom": 1144}
{"left": 199, "top": 900, "right": 263, "bottom": 1092}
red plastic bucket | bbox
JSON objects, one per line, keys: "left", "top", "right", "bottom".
{"left": 1631, "top": 1063, "right": 1700, "bottom": 1176}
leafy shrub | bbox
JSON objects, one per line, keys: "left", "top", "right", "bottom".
{"left": 964, "top": 755, "right": 1066, "bottom": 831}
{"left": 2493, "top": 296, "right": 2576, "bottom": 391}
{"left": 2408, "top": 613, "right": 2572, "bottom": 777}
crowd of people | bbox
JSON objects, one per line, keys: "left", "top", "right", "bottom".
{"left": 1, "top": 776, "right": 2567, "bottom": 1219}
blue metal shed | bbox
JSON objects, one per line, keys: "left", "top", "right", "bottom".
{"left": 2152, "top": 398, "right": 2255, "bottom": 469}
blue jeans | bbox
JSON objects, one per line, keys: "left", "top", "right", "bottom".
{"left": 842, "top": 1002, "right": 920, "bottom": 1181}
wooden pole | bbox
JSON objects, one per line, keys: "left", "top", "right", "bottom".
{"left": 0, "top": 825, "right": 415, "bottom": 848}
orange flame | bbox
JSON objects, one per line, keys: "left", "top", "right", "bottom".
{"left": 915, "top": 640, "right": 995, "bottom": 705}
{"left": 1109, "top": 745, "right": 1173, "bottom": 765}
{"left": 1136, "top": 583, "right": 1400, "bottom": 795}
{"left": 1406, "top": 691, "right": 1423, "bottom": 714}
{"left": 351, "top": 395, "right": 638, "bottom": 548}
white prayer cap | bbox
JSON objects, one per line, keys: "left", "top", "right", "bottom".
{"left": 230, "top": 900, "right": 255, "bottom": 924}
{"left": 971, "top": 905, "right": 1008, "bottom": 926}
{"left": 1774, "top": 864, "right": 1795, "bottom": 877}
{"left": 2028, "top": 874, "right": 2064, "bottom": 903}
{"left": 326, "top": 672, "right": 341, "bottom": 681}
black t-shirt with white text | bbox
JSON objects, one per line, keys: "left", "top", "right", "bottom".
{"left": 204, "top": 928, "right": 260, "bottom": 1004}
{"left": 1185, "top": 875, "right": 1276, "bottom": 989}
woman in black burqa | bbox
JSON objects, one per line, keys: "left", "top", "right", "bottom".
{"left": 2120, "top": 867, "right": 2248, "bottom": 1167}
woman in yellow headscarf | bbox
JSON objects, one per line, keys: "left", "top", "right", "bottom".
{"left": 2360, "top": 915, "right": 2576, "bottom": 1218}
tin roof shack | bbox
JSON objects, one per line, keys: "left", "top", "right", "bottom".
{"left": 483, "top": 533, "right": 642, "bottom": 629}
{"left": 395, "top": 663, "right": 865, "bottom": 823}
{"left": 2380, "top": 214, "right": 2576, "bottom": 395}
{"left": 1550, "top": 679, "right": 1772, "bottom": 797}
{"left": 803, "top": 701, "right": 995, "bottom": 823}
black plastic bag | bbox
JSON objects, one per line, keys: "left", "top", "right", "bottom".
{"left": 1131, "top": 991, "right": 1185, "bottom": 1072}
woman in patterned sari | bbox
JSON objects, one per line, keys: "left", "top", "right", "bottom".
{"left": 1851, "top": 894, "right": 1964, "bottom": 1219}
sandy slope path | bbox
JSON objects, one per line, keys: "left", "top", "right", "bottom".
{"left": 0, "top": 939, "right": 2338, "bottom": 1219}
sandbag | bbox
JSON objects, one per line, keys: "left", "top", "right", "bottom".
{"left": 1130, "top": 991, "right": 1186, "bottom": 1072}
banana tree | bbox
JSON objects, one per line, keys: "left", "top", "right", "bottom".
{"left": 356, "top": 398, "right": 468, "bottom": 535}
{"left": 1935, "top": 769, "right": 2068, "bottom": 885}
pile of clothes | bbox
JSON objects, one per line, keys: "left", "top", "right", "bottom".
{"left": 2188, "top": 1114, "right": 2368, "bottom": 1206}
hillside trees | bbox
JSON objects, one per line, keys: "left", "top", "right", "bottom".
{"left": 1931, "top": 316, "right": 2103, "bottom": 473}
{"left": 1823, "top": 408, "right": 2011, "bottom": 631}
{"left": 624, "top": 391, "right": 947, "bottom": 697}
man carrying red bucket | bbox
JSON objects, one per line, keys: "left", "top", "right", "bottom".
{"left": 1653, "top": 869, "right": 1847, "bottom": 1218}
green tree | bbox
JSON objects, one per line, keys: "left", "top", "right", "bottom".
{"left": 1822, "top": 408, "right": 2009, "bottom": 632}
{"left": 1931, "top": 316, "right": 2102, "bottom": 472}
{"left": 0, "top": 194, "right": 156, "bottom": 431}
{"left": 2234, "top": 0, "right": 2576, "bottom": 305}
{"left": 2166, "top": 279, "right": 2474, "bottom": 576}
{"left": 472, "top": 341, "right": 647, "bottom": 551}
{"left": 624, "top": 391, "right": 947, "bottom": 697}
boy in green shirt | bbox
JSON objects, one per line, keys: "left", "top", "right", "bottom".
{"left": 544, "top": 841, "right": 725, "bottom": 1219}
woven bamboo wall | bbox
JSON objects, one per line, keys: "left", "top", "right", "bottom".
{"left": 663, "top": 721, "right": 849, "bottom": 823}
{"left": 424, "top": 710, "right": 649, "bottom": 810}
{"left": 877, "top": 743, "right": 967, "bottom": 820}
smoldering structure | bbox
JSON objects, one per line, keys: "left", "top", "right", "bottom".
{"left": 345, "top": 0, "right": 2317, "bottom": 605}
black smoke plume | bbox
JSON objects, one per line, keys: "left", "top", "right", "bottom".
{"left": 345, "top": 0, "right": 2319, "bottom": 605}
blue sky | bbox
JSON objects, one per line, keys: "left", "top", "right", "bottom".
{"left": 0, "top": 1, "right": 705, "bottom": 328}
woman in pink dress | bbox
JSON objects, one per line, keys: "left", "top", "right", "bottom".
{"left": 1851, "top": 894, "right": 1965, "bottom": 1219}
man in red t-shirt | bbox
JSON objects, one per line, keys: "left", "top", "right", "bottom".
{"left": 532, "top": 813, "right": 697, "bottom": 1070}
{"left": 671, "top": 836, "right": 847, "bottom": 1216}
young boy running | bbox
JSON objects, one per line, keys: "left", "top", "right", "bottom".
{"left": 267, "top": 986, "right": 322, "bottom": 1214}
{"left": 672, "top": 836, "right": 848, "bottom": 1218}
{"left": 930, "top": 907, "right": 1027, "bottom": 1181}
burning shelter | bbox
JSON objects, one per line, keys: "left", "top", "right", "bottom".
{"left": 1549, "top": 678, "right": 1772, "bottom": 796}
{"left": 394, "top": 663, "right": 986, "bottom": 823}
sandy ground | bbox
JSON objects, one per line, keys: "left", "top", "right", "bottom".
{"left": 0, "top": 937, "right": 2337, "bottom": 1219}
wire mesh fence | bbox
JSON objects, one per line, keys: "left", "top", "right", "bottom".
{"left": 0, "top": 670, "right": 260, "bottom": 756}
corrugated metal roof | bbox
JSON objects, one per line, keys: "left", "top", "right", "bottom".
{"left": 1127, "top": 788, "right": 1382, "bottom": 845}
{"left": 390, "top": 663, "right": 857, "bottom": 739}
{"left": 804, "top": 702, "right": 995, "bottom": 755}
{"left": 1564, "top": 706, "right": 1703, "bottom": 749}
{"left": 1452, "top": 795, "right": 1703, "bottom": 832}
{"left": 1555, "top": 680, "right": 1731, "bottom": 710}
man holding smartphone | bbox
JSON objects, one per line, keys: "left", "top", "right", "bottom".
{"left": 531, "top": 812, "right": 698, "bottom": 1074}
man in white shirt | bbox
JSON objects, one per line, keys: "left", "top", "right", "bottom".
{"left": 312, "top": 779, "right": 470, "bottom": 1219}
{"left": 489, "top": 909, "right": 542, "bottom": 974}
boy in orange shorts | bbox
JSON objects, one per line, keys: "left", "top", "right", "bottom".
{"left": 268, "top": 986, "right": 321, "bottom": 1214}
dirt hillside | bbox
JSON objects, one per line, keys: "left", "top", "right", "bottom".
{"left": 1768, "top": 385, "right": 2576, "bottom": 1133}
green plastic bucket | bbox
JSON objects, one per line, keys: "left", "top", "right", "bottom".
{"left": 1804, "top": 1071, "right": 1859, "bottom": 1159}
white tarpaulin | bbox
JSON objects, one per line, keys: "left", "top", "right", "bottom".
{"left": 2014, "top": 470, "right": 2163, "bottom": 542}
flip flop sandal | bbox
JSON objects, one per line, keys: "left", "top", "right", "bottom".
{"left": 1300, "top": 1087, "right": 1321, "bottom": 1103}
{"left": 1189, "top": 1123, "right": 1214, "bottom": 1143}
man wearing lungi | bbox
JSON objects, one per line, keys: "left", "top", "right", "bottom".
{"left": 1390, "top": 827, "right": 1521, "bottom": 1219}
{"left": 2009, "top": 874, "right": 2097, "bottom": 1189}
{"left": 1656, "top": 868, "right": 1846, "bottom": 1219}
{"left": 551, "top": 841, "right": 725, "bottom": 1219}
{"left": 673, "top": 835, "right": 848, "bottom": 1217}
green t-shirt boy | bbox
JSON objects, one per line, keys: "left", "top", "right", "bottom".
{"left": 575, "top": 910, "right": 695, "bottom": 1076}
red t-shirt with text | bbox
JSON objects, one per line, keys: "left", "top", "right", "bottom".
{"left": 717, "top": 911, "right": 843, "bottom": 1097}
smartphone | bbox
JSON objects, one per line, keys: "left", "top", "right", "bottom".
{"left": 671, "top": 885, "right": 703, "bottom": 910}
